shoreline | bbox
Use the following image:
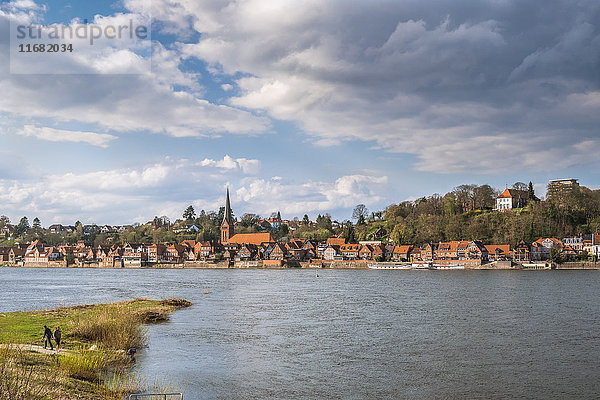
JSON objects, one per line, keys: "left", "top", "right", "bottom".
{"left": 0, "top": 298, "right": 191, "bottom": 399}
{"left": 2, "top": 262, "right": 599, "bottom": 270}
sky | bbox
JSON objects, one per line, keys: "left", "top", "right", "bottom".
{"left": 1, "top": 0, "right": 600, "bottom": 225}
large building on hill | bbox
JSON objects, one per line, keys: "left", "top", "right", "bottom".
{"left": 547, "top": 178, "right": 579, "bottom": 198}
{"left": 496, "top": 188, "right": 540, "bottom": 211}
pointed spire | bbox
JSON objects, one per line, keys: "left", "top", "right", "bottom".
{"left": 223, "top": 187, "right": 233, "bottom": 224}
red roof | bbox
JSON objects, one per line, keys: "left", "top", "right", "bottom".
{"left": 229, "top": 233, "right": 275, "bottom": 246}
{"left": 327, "top": 238, "right": 346, "bottom": 246}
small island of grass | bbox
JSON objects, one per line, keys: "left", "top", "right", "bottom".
{"left": 0, "top": 298, "right": 192, "bottom": 400}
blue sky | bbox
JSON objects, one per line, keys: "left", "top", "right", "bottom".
{"left": 1, "top": 0, "right": 600, "bottom": 225}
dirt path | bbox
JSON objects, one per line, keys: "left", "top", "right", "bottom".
{"left": 0, "top": 343, "right": 73, "bottom": 355}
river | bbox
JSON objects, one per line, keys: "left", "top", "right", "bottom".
{"left": 1, "top": 267, "right": 599, "bottom": 399}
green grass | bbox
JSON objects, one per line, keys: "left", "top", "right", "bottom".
{"left": 0, "top": 299, "right": 192, "bottom": 350}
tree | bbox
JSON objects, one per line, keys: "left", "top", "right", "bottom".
{"left": 453, "top": 184, "right": 476, "bottom": 213}
{"left": 302, "top": 214, "right": 310, "bottom": 225}
{"left": 14, "top": 216, "right": 30, "bottom": 237}
{"left": 343, "top": 221, "right": 356, "bottom": 243}
{"left": 352, "top": 204, "right": 369, "bottom": 222}
{"left": 528, "top": 181, "right": 535, "bottom": 200}
{"left": 0, "top": 215, "right": 10, "bottom": 230}
{"left": 278, "top": 224, "right": 289, "bottom": 236}
{"left": 217, "top": 207, "right": 225, "bottom": 224}
{"left": 442, "top": 193, "right": 457, "bottom": 216}
{"left": 550, "top": 246, "right": 564, "bottom": 264}
{"left": 513, "top": 182, "right": 527, "bottom": 191}
{"left": 240, "top": 213, "right": 261, "bottom": 228}
{"left": 578, "top": 250, "right": 590, "bottom": 262}
{"left": 472, "top": 185, "right": 496, "bottom": 210}
{"left": 316, "top": 214, "right": 332, "bottom": 231}
{"left": 32, "top": 217, "right": 41, "bottom": 229}
{"left": 183, "top": 205, "right": 196, "bottom": 221}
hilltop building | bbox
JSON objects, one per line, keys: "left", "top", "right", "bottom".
{"left": 547, "top": 178, "right": 579, "bottom": 198}
{"left": 495, "top": 188, "right": 540, "bottom": 211}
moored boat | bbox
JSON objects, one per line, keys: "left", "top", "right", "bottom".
{"left": 430, "top": 264, "right": 465, "bottom": 270}
{"left": 367, "top": 263, "right": 411, "bottom": 270}
{"left": 411, "top": 262, "right": 431, "bottom": 269}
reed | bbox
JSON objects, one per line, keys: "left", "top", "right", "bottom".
{"left": 69, "top": 306, "right": 147, "bottom": 350}
{"left": 0, "top": 345, "right": 53, "bottom": 400}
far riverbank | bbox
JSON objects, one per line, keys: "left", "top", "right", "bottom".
{"left": 3, "top": 260, "right": 600, "bottom": 270}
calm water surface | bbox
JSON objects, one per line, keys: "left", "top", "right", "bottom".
{"left": 1, "top": 267, "right": 599, "bottom": 399}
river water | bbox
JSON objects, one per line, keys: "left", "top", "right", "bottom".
{"left": 0, "top": 267, "right": 599, "bottom": 399}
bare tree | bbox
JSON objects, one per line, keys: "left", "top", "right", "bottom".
{"left": 512, "top": 182, "right": 527, "bottom": 191}
{"left": 352, "top": 204, "right": 369, "bottom": 220}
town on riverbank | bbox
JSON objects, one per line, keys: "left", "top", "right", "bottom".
{"left": 1, "top": 178, "right": 599, "bottom": 271}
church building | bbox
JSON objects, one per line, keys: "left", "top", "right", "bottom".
{"left": 221, "top": 188, "right": 235, "bottom": 244}
{"left": 220, "top": 188, "right": 275, "bottom": 246}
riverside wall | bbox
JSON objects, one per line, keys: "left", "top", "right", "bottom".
{"left": 4, "top": 259, "right": 599, "bottom": 270}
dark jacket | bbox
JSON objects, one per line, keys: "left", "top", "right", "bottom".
{"left": 43, "top": 327, "right": 52, "bottom": 339}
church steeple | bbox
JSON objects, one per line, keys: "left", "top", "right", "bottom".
{"left": 221, "top": 187, "right": 235, "bottom": 244}
{"left": 223, "top": 187, "right": 233, "bottom": 225}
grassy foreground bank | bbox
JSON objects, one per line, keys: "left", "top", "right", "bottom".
{"left": 0, "top": 298, "right": 192, "bottom": 400}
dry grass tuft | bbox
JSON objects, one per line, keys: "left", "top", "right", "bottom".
{"left": 69, "top": 307, "right": 146, "bottom": 350}
{"left": 0, "top": 345, "right": 53, "bottom": 400}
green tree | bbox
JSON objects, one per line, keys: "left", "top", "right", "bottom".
{"left": 183, "top": 205, "right": 196, "bottom": 221}
{"left": 528, "top": 181, "right": 535, "bottom": 199}
{"left": 302, "top": 214, "right": 310, "bottom": 225}
{"left": 578, "top": 250, "right": 590, "bottom": 262}
{"left": 0, "top": 215, "right": 9, "bottom": 230}
{"left": 343, "top": 222, "right": 356, "bottom": 243}
{"left": 550, "top": 246, "right": 564, "bottom": 264}
{"left": 14, "top": 216, "right": 30, "bottom": 237}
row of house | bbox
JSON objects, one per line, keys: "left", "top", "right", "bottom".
{"left": 1, "top": 235, "right": 595, "bottom": 267}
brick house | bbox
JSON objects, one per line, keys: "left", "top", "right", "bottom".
{"left": 392, "top": 245, "right": 412, "bottom": 261}
{"left": 147, "top": 243, "right": 167, "bottom": 263}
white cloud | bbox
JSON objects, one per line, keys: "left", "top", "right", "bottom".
{"left": 18, "top": 125, "right": 117, "bottom": 148}
{"left": 164, "top": 0, "right": 600, "bottom": 174}
{"left": 198, "top": 155, "right": 261, "bottom": 174}
{"left": 0, "top": 7, "right": 271, "bottom": 144}
{"left": 235, "top": 174, "right": 388, "bottom": 216}
{"left": 0, "top": 155, "right": 387, "bottom": 224}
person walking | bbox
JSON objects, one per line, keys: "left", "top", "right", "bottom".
{"left": 53, "top": 326, "right": 62, "bottom": 352}
{"left": 42, "top": 325, "right": 53, "bottom": 350}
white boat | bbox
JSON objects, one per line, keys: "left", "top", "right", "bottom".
{"left": 411, "top": 262, "right": 431, "bottom": 269}
{"left": 430, "top": 264, "right": 464, "bottom": 270}
{"left": 367, "top": 263, "right": 411, "bottom": 270}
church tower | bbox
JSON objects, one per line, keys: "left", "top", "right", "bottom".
{"left": 221, "top": 187, "right": 235, "bottom": 244}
